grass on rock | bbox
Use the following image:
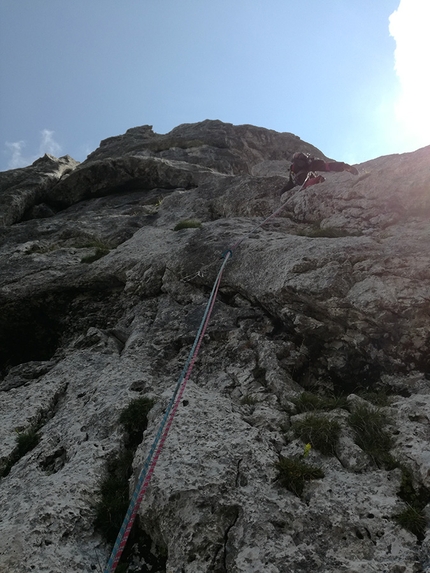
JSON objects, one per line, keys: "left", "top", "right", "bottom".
{"left": 173, "top": 219, "right": 202, "bottom": 231}
{"left": 293, "top": 414, "right": 341, "bottom": 456}
{"left": 275, "top": 455, "right": 324, "bottom": 497}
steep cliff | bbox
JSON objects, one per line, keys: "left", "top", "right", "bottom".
{"left": 0, "top": 120, "right": 429, "bottom": 573}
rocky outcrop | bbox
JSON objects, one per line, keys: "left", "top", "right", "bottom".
{"left": 0, "top": 120, "right": 429, "bottom": 572}
{"left": 0, "top": 153, "right": 79, "bottom": 226}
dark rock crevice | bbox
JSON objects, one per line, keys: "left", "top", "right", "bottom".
{"left": 0, "top": 286, "right": 125, "bottom": 377}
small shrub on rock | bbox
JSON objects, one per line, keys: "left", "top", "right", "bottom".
{"left": 293, "top": 392, "right": 348, "bottom": 413}
{"left": 348, "top": 404, "right": 395, "bottom": 468}
{"left": 173, "top": 219, "right": 202, "bottom": 231}
{"left": 293, "top": 414, "right": 341, "bottom": 456}
{"left": 394, "top": 505, "right": 427, "bottom": 540}
{"left": 16, "top": 429, "right": 40, "bottom": 458}
{"left": 275, "top": 455, "right": 324, "bottom": 497}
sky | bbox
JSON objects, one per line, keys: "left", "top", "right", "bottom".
{"left": 1, "top": 0, "right": 429, "bottom": 172}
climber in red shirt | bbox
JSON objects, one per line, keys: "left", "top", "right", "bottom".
{"left": 283, "top": 152, "right": 359, "bottom": 191}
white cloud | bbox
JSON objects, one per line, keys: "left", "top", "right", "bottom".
{"left": 389, "top": 0, "right": 430, "bottom": 149}
{"left": 5, "top": 140, "right": 29, "bottom": 169}
{"left": 39, "top": 129, "right": 62, "bottom": 157}
{"left": 5, "top": 130, "right": 63, "bottom": 170}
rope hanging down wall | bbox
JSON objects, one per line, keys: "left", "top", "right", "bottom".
{"left": 104, "top": 177, "right": 309, "bottom": 572}
{"left": 104, "top": 252, "right": 231, "bottom": 572}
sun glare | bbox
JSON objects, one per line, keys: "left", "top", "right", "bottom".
{"left": 389, "top": 0, "right": 430, "bottom": 148}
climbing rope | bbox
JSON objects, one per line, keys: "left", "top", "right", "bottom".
{"left": 104, "top": 177, "right": 309, "bottom": 572}
{"left": 104, "top": 251, "right": 231, "bottom": 573}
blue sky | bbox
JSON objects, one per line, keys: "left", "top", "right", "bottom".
{"left": 1, "top": 0, "right": 429, "bottom": 171}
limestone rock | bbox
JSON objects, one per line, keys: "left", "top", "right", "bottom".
{"left": 0, "top": 153, "right": 79, "bottom": 226}
{"left": 0, "top": 121, "right": 429, "bottom": 572}
{"left": 85, "top": 120, "right": 327, "bottom": 174}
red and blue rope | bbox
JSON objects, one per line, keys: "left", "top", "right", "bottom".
{"left": 104, "top": 251, "right": 231, "bottom": 572}
{"left": 104, "top": 182, "right": 306, "bottom": 571}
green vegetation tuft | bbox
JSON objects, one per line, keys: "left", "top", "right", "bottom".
{"left": 81, "top": 248, "right": 110, "bottom": 264}
{"left": 348, "top": 404, "right": 395, "bottom": 469}
{"left": 173, "top": 219, "right": 202, "bottom": 231}
{"left": 293, "top": 414, "right": 341, "bottom": 456}
{"left": 394, "top": 505, "right": 427, "bottom": 539}
{"left": 398, "top": 466, "right": 419, "bottom": 504}
{"left": 93, "top": 449, "right": 134, "bottom": 543}
{"left": 79, "top": 238, "right": 111, "bottom": 263}
{"left": 356, "top": 389, "right": 390, "bottom": 407}
{"left": 93, "top": 396, "right": 155, "bottom": 559}
{"left": 275, "top": 455, "right": 324, "bottom": 497}
{"left": 119, "top": 397, "right": 155, "bottom": 449}
{"left": 1, "top": 429, "right": 40, "bottom": 478}
{"left": 293, "top": 391, "right": 348, "bottom": 413}
{"left": 240, "top": 394, "right": 259, "bottom": 406}
{"left": 78, "top": 238, "right": 111, "bottom": 250}
{"left": 394, "top": 465, "right": 430, "bottom": 540}
{"left": 16, "top": 430, "right": 40, "bottom": 457}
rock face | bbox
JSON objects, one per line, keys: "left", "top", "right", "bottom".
{"left": 0, "top": 120, "right": 429, "bottom": 573}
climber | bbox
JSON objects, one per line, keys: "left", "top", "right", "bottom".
{"left": 282, "top": 152, "right": 359, "bottom": 192}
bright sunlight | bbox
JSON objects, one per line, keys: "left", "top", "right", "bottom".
{"left": 389, "top": 0, "right": 430, "bottom": 149}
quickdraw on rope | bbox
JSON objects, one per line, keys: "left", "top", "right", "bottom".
{"left": 104, "top": 251, "right": 232, "bottom": 573}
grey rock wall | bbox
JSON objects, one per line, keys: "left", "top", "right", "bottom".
{"left": 0, "top": 120, "right": 429, "bottom": 572}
